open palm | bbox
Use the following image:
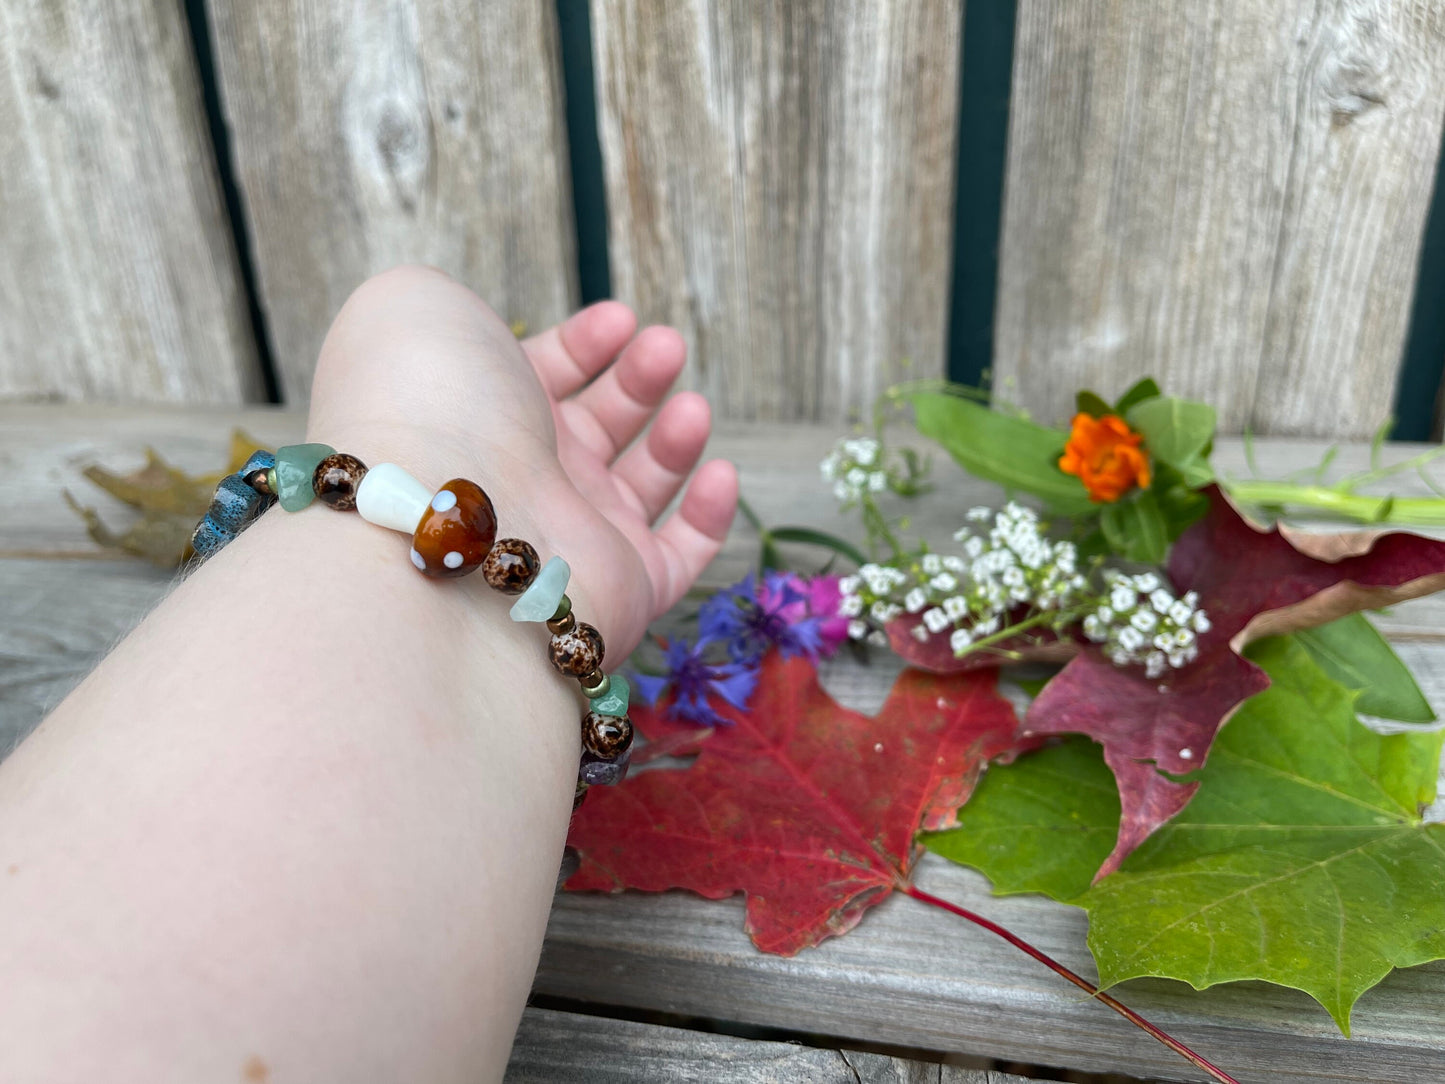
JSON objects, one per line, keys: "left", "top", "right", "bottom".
{"left": 307, "top": 266, "right": 737, "bottom": 659}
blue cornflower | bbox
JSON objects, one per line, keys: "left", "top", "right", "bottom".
{"left": 631, "top": 637, "right": 758, "bottom": 727}
{"left": 698, "top": 572, "right": 824, "bottom": 665}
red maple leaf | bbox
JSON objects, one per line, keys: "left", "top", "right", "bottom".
{"left": 1028, "top": 487, "right": 1445, "bottom": 878}
{"left": 565, "top": 654, "right": 1022, "bottom": 955}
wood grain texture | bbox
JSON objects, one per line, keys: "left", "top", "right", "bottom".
{"left": 206, "top": 0, "right": 578, "bottom": 402}
{"left": 7, "top": 405, "right": 1445, "bottom": 1079}
{"left": 506, "top": 1007, "right": 1046, "bottom": 1082}
{"left": 0, "top": 0, "right": 259, "bottom": 404}
{"left": 995, "top": 0, "right": 1445, "bottom": 438}
{"left": 0, "top": 559, "right": 175, "bottom": 755}
{"left": 591, "top": 0, "right": 962, "bottom": 422}
{"left": 539, "top": 851, "right": 1445, "bottom": 1082}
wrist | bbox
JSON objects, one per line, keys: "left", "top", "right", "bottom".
{"left": 290, "top": 421, "right": 633, "bottom": 651}
{"left": 201, "top": 430, "right": 634, "bottom": 794}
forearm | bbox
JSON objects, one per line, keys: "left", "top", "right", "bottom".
{"left": 0, "top": 488, "right": 578, "bottom": 1081}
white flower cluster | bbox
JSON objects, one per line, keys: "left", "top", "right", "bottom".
{"left": 837, "top": 502, "right": 1088, "bottom": 656}
{"left": 836, "top": 562, "right": 912, "bottom": 645}
{"left": 819, "top": 437, "right": 890, "bottom": 506}
{"left": 1082, "top": 570, "right": 1212, "bottom": 679}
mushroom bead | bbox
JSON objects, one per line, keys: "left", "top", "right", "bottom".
{"left": 410, "top": 479, "right": 498, "bottom": 578}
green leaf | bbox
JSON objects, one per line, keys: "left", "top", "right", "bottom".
{"left": 908, "top": 392, "right": 1097, "bottom": 515}
{"left": 1125, "top": 396, "right": 1217, "bottom": 470}
{"left": 1086, "top": 638, "right": 1445, "bottom": 1032}
{"left": 1075, "top": 390, "right": 1111, "bottom": 418}
{"left": 1152, "top": 471, "right": 1212, "bottom": 540}
{"left": 923, "top": 737, "right": 1117, "bottom": 901}
{"left": 1099, "top": 489, "right": 1168, "bottom": 562}
{"left": 929, "top": 637, "right": 1445, "bottom": 1032}
{"left": 1294, "top": 612, "right": 1435, "bottom": 723}
{"left": 768, "top": 526, "right": 868, "bottom": 568}
{"left": 1113, "top": 377, "right": 1161, "bottom": 415}
{"left": 1171, "top": 454, "right": 1215, "bottom": 488}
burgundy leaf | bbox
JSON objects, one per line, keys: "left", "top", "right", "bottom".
{"left": 1027, "top": 487, "right": 1445, "bottom": 878}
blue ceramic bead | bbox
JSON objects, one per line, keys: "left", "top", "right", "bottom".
{"left": 190, "top": 517, "right": 232, "bottom": 559}
{"left": 239, "top": 449, "right": 276, "bottom": 476}
{"left": 209, "top": 473, "right": 263, "bottom": 533}
{"left": 190, "top": 472, "right": 273, "bottom": 560}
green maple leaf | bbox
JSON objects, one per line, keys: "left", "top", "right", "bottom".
{"left": 923, "top": 735, "right": 1119, "bottom": 900}
{"left": 924, "top": 636, "right": 1445, "bottom": 1032}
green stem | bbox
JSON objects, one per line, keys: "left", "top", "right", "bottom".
{"left": 736, "top": 495, "right": 766, "bottom": 533}
{"left": 1337, "top": 444, "right": 1445, "bottom": 489}
{"left": 1222, "top": 480, "right": 1445, "bottom": 525}
{"left": 860, "top": 496, "right": 904, "bottom": 562}
{"left": 958, "top": 609, "right": 1058, "bottom": 658}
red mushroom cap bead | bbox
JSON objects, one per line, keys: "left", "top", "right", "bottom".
{"left": 410, "top": 479, "right": 498, "bottom": 578}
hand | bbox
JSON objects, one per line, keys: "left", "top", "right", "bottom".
{"left": 305, "top": 265, "right": 738, "bottom": 656}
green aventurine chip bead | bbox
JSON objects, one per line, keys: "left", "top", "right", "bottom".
{"left": 274, "top": 443, "right": 336, "bottom": 511}
{"left": 510, "top": 556, "right": 570, "bottom": 622}
{"left": 587, "top": 673, "right": 630, "bottom": 717}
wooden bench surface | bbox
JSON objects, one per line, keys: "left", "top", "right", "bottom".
{"left": 4, "top": 404, "right": 1445, "bottom": 1083}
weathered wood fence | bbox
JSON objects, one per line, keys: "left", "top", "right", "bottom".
{"left": 3, "top": 1, "right": 1444, "bottom": 438}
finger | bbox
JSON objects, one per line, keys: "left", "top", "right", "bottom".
{"left": 653, "top": 459, "right": 739, "bottom": 612}
{"left": 613, "top": 391, "right": 711, "bottom": 523}
{"left": 571, "top": 326, "right": 687, "bottom": 458}
{"left": 520, "top": 301, "right": 636, "bottom": 399}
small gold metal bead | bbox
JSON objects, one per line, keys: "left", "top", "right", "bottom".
{"left": 573, "top": 781, "right": 589, "bottom": 812}
{"left": 244, "top": 466, "right": 276, "bottom": 496}
{"left": 579, "top": 669, "right": 610, "bottom": 698}
{"left": 546, "top": 594, "right": 576, "bottom": 635}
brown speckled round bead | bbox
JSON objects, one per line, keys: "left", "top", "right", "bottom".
{"left": 583, "top": 712, "right": 633, "bottom": 760}
{"left": 482, "top": 538, "right": 540, "bottom": 594}
{"left": 410, "top": 479, "right": 498, "bottom": 578}
{"left": 312, "top": 453, "right": 368, "bottom": 511}
{"left": 549, "top": 622, "right": 604, "bottom": 677}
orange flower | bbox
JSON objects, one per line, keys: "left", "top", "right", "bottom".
{"left": 1058, "top": 413, "right": 1151, "bottom": 502}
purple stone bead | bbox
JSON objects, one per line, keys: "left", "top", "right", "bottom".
{"left": 579, "top": 746, "right": 631, "bottom": 786}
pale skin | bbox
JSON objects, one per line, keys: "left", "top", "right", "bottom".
{"left": 0, "top": 266, "right": 738, "bottom": 1083}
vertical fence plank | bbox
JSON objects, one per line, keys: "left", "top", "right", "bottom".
{"left": 0, "top": 1, "right": 260, "bottom": 404}
{"left": 592, "top": 0, "right": 963, "bottom": 423}
{"left": 996, "top": 1, "right": 1445, "bottom": 438}
{"left": 208, "top": 0, "right": 578, "bottom": 402}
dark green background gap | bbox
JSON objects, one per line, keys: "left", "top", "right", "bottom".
{"left": 946, "top": 0, "right": 1016, "bottom": 393}
{"left": 182, "top": 0, "right": 281, "bottom": 404}
{"left": 1391, "top": 153, "right": 1445, "bottom": 442}
{"left": 556, "top": 0, "right": 612, "bottom": 305}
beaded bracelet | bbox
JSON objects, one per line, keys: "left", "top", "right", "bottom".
{"left": 190, "top": 445, "right": 632, "bottom": 810}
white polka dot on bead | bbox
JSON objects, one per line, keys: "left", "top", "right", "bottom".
{"left": 430, "top": 489, "right": 458, "bottom": 513}
{"left": 410, "top": 548, "right": 426, "bottom": 570}
{"left": 444, "top": 551, "right": 464, "bottom": 569}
